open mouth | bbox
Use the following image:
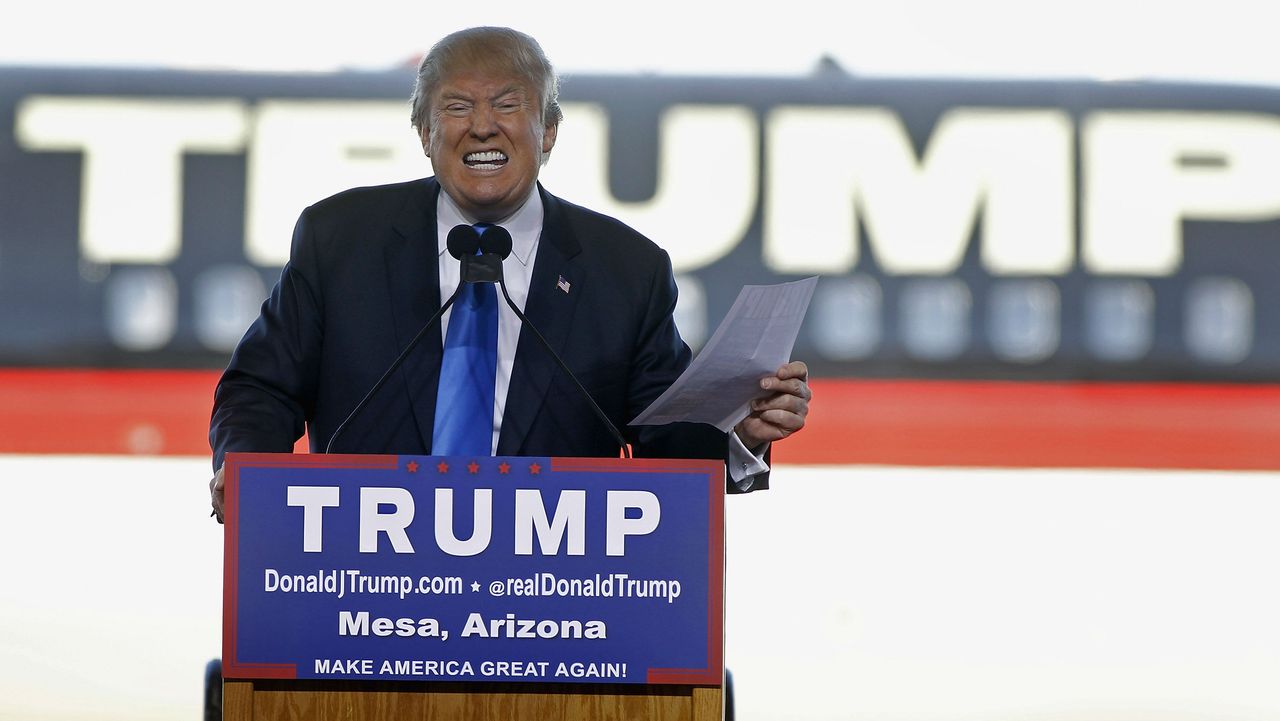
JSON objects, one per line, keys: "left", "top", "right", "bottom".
{"left": 464, "top": 150, "right": 508, "bottom": 170}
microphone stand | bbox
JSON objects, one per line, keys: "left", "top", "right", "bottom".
{"left": 493, "top": 276, "right": 633, "bottom": 459}
{"left": 325, "top": 288, "right": 463, "bottom": 454}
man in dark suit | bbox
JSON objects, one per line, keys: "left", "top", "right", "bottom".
{"left": 209, "top": 26, "right": 810, "bottom": 521}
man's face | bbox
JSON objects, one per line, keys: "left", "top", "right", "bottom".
{"left": 424, "top": 67, "right": 557, "bottom": 222}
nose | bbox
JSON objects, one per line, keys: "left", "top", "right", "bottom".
{"left": 469, "top": 103, "right": 498, "bottom": 139}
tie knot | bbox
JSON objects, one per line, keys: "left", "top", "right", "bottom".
{"left": 470, "top": 223, "right": 492, "bottom": 256}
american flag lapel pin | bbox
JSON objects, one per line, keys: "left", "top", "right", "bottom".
{"left": 557, "top": 275, "right": 571, "bottom": 294}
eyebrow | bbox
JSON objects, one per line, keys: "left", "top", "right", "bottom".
{"left": 436, "top": 85, "right": 527, "bottom": 106}
{"left": 490, "top": 85, "right": 526, "bottom": 102}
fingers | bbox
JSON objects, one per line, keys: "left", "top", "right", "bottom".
{"left": 758, "top": 376, "right": 811, "bottom": 401}
{"left": 210, "top": 466, "right": 225, "bottom": 524}
{"left": 752, "top": 396, "right": 808, "bottom": 420}
{"left": 737, "top": 360, "right": 812, "bottom": 448}
{"left": 775, "top": 360, "right": 808, "bottom": 381}
{"left": 735, "top": 410, "right": 803, "bottom": 447}
{"left": 756, "top": 364, "right": 813, "bottom": 411}
{"left": 751, "top": 408, "right": 805, "bottom": 435}
{"left": 759, "top": 361, "right": 812, "bottom": 399}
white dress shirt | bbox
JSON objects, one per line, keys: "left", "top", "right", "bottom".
{"left": 435, "top": 188, "right": 767, "bottom": 489}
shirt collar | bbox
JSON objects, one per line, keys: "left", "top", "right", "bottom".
{"left": 436, "top": 185, "right": 542, "bottom": 267}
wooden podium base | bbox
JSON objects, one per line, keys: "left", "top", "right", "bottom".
{"left": 224, "top": 679, "right": 723, "bottom": 720}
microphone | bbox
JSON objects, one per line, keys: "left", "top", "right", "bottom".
{"left": 452, "top": 223, "right": 511, "bottom": 284}
{"left": 446, "top": 222, "right": 480, "bottom": 257}
{"left": 324, "top": 224, "right": 478, "bottom": 454}
{"left": 479, "top": 224, "right": 512, "bottom": 257}
{"left": 473, "top": 226, "right": 632, "bottom": 459}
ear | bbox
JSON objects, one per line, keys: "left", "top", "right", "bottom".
{"left": 541, "top": 121, "right": 558, "bottom": 155}
{"left": 419, "top": 125, "right": 431, "bottom": 156}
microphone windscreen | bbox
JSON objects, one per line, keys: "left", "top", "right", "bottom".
{"left": 446, "top": 224, "right": 481, "bottom": 259}
{"left": 479, "top": 225, "right": 513, "bottom": 260}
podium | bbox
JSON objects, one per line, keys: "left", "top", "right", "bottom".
{"left": 222, "top": 453, "right": 725, "bottom": 720}
{"left": 223, "top": 679, "right": 721, "bottom": 719}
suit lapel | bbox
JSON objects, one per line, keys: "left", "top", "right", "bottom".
{"left": 497, "top": 187, "right": 584, "bottom": 455}
{"left": 384, "top": 178, "right": 443, "bottom": 452}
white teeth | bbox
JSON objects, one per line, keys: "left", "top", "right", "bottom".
{"left": 465, "top": 151, "right": 507, "bottom": 163}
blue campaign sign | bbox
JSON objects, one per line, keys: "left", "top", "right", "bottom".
{"left": 222, "top": 454, "right": 724, "bottom": 685}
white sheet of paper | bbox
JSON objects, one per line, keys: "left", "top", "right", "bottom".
{"left": 630, "top": 276, "right": 818, "bottom": 432}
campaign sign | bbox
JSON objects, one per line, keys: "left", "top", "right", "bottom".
{"left": 222, "top": 453, "right": 724, "bottom": 685}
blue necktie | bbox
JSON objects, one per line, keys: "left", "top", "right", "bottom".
{"left": 432, "top": 224, "right": 498, "bottom": 456}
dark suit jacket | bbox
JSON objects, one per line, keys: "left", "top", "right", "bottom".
{"left": 210, "top": 178, "right": 765, "bottom": 491}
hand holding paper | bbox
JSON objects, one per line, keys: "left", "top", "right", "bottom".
{"left": 733, "top": 360, "right": 811, "bottom": 449}
{"left": 631, "top": 277, "right": 817, "bottom": 438}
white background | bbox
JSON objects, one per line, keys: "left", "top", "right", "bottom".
{"left": 1, "top": 0, "right": 1279, "bottom": 87}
